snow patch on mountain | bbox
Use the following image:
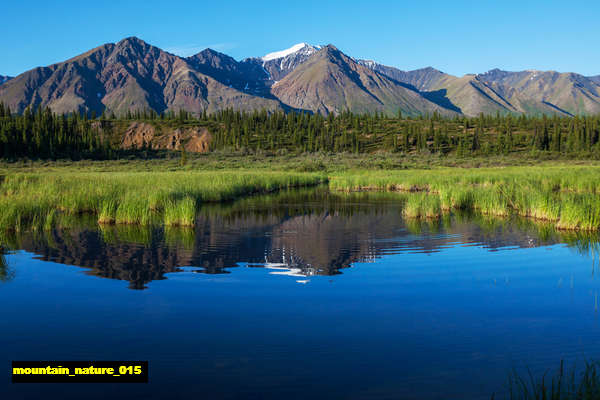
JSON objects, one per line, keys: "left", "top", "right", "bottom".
{"left": 262, "top": 43, "right": 321, "bottom": 61}
{"left": 360, "top": 60, "right": 377, "bottom": 68}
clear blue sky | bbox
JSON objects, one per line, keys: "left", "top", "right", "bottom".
{"left": 1, "top": 0, "right": 598, "bottom": 77}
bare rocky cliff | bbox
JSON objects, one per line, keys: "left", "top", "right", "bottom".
{"left": 120, "top": 122, "right": 212, "bottom": 152}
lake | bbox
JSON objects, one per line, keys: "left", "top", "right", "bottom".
{"left": 1, "top": 189, "right": 599, "bottom": 399}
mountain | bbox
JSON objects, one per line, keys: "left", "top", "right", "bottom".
{"left": 0, "top": 37, "right": 281, "bottom": 115}
{"left": 357, "top": 61, "right": 516, "bottom": 115}
{"left": 1, "top": 37, "right": 599, "bottom": 117}
{"left": 360, "top": 60, "right": 600, "bottom": 116}
{"left": 478, "top": 69, "right": 600, "bottom": 115}
{"left": 248, "top": 43, "right": 322, "bottom": 82}
{"left": 186, "top": 48, "right": 271, "bottom": 97}
{"left": 271, "top": 45, "right": 457, "bottom": 116}
{"left": 357, "top": 62, "right": 449, "bottom": 91}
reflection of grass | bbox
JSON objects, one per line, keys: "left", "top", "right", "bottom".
{"left": 164, "top": 226, "right": 195, "bottom": 250}
{"left": 99, "top": 224, "right": 153, "bottom": 246}
{"left": 330, "top": 167, "right": 600, "bottom": 231}
{"left": 0, "top": 252, "right": 14, "bottom": 282}
{"left": 0, "top": 244, "right": 14, "bottom": 282}
{"left": 503, "top": 360, "right": 600, "bottom": 400}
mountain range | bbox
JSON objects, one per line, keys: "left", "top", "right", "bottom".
{"left": 1, "top": 37, "right": 599, "bottom": 117}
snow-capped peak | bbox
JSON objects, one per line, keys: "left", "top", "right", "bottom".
{"left": 261, "top": 43, "right": 320, "bottom": 61}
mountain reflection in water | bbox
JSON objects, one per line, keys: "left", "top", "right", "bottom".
{"left": 1, "top": 189, "right": 599, "bottom": 289}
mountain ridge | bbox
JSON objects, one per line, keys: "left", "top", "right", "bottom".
{"left": 1, "top": 36, "right": 599, "bottom": 117}
{"left": 358, "top": 61, "right": 600, "bottom": 116}
{"left": 0, "top": 37, "right": 282, "bottom": 115}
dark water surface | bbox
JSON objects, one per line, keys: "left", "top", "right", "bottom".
{"left": 1, "top": 189, "right": 600, "bottom": 399}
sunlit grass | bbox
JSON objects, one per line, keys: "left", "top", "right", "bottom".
{"left": 330, "top": 166, "right": 600, "bottom": 231}
{"left": 0, "top": 171, "right": 325, "bottom": 231}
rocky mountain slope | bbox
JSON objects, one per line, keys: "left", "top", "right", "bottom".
{"left": 0, "top": 75, "right": 11, "bottom": 85}
{"left": 186, "top": 48, "right": 271, "bottom": 97}
{"left": 0, "top": 37, "right": 281, "bottom": 115}
{"left": 271, "top": 45, "right": 457, "bottom": 116}
{"left": 359, "top": 61, "right": 600, "bottom": 116}
{"left": 477, "top": 69, "right": 600, "bottom": 115}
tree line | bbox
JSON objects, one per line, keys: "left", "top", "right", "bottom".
{"left": 1, "top": 102, "right": 599, "bottom": 159}
{"left": 0, "top": 104, "right": 111, "bottom": 159}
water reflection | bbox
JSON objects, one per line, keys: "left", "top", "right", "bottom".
{"left": 0, "top": 246, "right": 14, "bottom": 282}
{"left": 1, "top": 189, "right": 600, "bottom": 289}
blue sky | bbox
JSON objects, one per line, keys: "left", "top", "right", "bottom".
{"left": 1, "top": 0, "right": 599, "bottom": 77}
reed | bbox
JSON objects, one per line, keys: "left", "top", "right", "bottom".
{"left": 556, "top": 194, "right": 600, "bottom": 231}
{"left": 164, "top": 197, "right": 196, "bottom": 227}
{"left": 403, "top": 194, "right": 441, "bottom": 219}
{"left": 115, "top": 195, "right": 153, "bottom": 225}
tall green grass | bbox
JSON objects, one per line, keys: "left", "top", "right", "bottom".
{"left": 5, "top": 165, "right": 600, "bottom": 232}
{"left": 403, "top": 193, "right": 441, "bottom": 219}
{"left": 329, "top": 166, "right": 600, "bottom": 231}
{"left": 0, "top": 171, "right": 325, "bottom": 231}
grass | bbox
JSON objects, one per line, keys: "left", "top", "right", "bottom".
{"left": 403, "top": 193, "right": 441, "bottom": 219}
{"left": 3, "top": 153, "right": 600, "bottom": 175}
{"left": 0, "top": 171, "right": 325, "bottom": 231}
{"left": 3, "top": 158, "right": 600, "bottom": 232}
{"left": 500, "top": 360, "right": 600, "bottom": 400}
{"left": 163, "top": 197, "right": 196, "bottom": 227}
{"left": 329, "top": 166, "right": 600, "bottom": 231}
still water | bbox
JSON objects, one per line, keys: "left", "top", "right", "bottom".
{"left": 1, "top": 189, "right": 599, "bottom": 399}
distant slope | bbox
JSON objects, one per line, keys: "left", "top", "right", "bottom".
{"left": 0, "top": 75, "right": 11, "bottom": 85}
{"left": 478, "top": 69, "right": 600, "bottom": 115}
{"left": 272, "top": 45, "right": 457, "bottom": 116}
{"left": 357, "top": 62, "right": 450, "bottom": 91}
{"left": 589, "top": 75, "right": 600, "bottom": 85}
{"left": 360, "top": 61, "right": 592, "bottom": 116}
{"left": 358, "top": 61, "right": 516, "bottom": 115}
{"left": 0, "top": 37, "right": 281, "bottom": 115}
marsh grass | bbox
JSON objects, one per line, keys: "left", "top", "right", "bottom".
{"left": 403, "top": 194, "right": 441, "bottom": 219}
{"left": 163, "top": 197, "right": 196, "bottom": 227}
{"left": 0, "top": 171, "right": 324, "bottom": 232}
{"left": 5, "top": 164, "right": 600, "bottom": 232}
{"left": 330, "top": 167, "right": 600, "bottom": 231}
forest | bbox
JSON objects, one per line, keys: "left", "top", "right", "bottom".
{"left": 1, "top": 102, "right": 600, "bottom": 159}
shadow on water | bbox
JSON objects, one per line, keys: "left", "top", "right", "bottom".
{"left": 1, "top": 187, "right": 600, "bottom": 289}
